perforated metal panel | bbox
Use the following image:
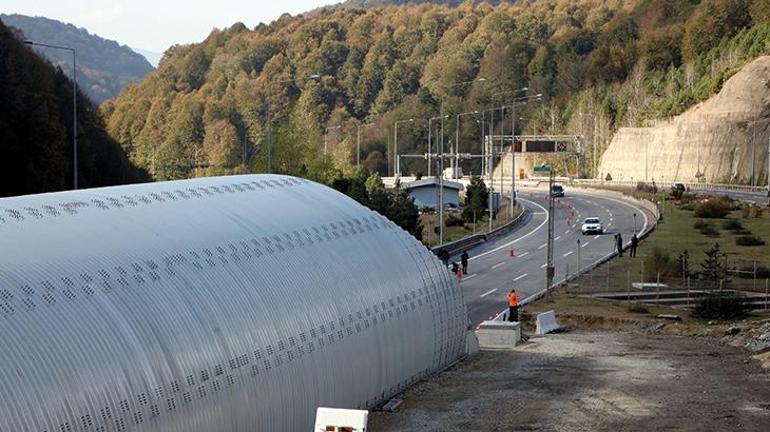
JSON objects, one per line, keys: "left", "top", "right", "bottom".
{"left": 0, "top": 174, "right": 467, "bottom": 432}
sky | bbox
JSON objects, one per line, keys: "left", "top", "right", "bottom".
{"left": 2, "top": 0, "right": 335, "bottom": 53}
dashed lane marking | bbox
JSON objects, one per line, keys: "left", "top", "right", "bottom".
{"left": 491, "top": 262, "right": 506, "bottom": 270}
{"left": 563, "top": 251, "right": 574, "bottom": 257}
{"left": 538, "top": 243, "right": 547, "bottom": 250}
{"left": 518, "top": 252, "right": 530, "bottom": 258}
{"left": 514, "top": 273, "right": 529, "bottom": 282}
{"left": 480, "top": 288, "right": 498, "bottom": 298}
{"left": 462, "top": 274, "right": 478, "bottom": 281}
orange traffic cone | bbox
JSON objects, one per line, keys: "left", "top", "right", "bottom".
{"left": 509, "top": 247, "right": 516, "bottom": 257}
{"left": 567, "top": 219, "right": 572, "bottom": 226}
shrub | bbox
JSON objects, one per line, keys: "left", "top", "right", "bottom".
{"left": 693, "top": 219, "right": 709, "bottom": 229}
{"left": 627, "top": 303, "right": 649, "bottom": 314}
{"left": 680, "top": 203, "right": 696, "bottom": 211}
{"left": 721, "top": 219, "right": 743, "bottom": 231}
{"left": 644, "top": 246, "right": 673, "bottom": 276}
{"left": 670, "top": 189, "right": 684, "bottom": 200}
{"left": 694, "top": 199, "right": 731, "bottom": 218}
{"left": 735, "top": 235, "right": 766, "bottom": 246}
{"left": 445, "top": 214, "right": 464, "bottom": 227}
{"left": 692, "top": 293, "right": 749, "bottom": 320}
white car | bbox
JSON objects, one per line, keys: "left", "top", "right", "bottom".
{"left": 581, "top": 217, "right": 604, "bottom": 235}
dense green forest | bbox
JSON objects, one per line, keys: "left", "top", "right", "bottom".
{"left": 0, "top": 21, "right": 147, "bottom": 197}
{"left": 102, "top": 0, "right": 770, "bottom": 184}
{"left": 1, "top": 14, "right": 155, "bottom": 103}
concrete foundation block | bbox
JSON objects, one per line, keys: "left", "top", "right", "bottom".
{"left": 466, "top": 330, "right": 480, "bottom": 355}
{"left": 475, "top": 320, "right": 521, "bottom": 350}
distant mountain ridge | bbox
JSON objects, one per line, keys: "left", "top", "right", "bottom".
{"left": 342, "top": 0, "right": 509, "bottom": 8}
{"left": 0, "top": 13, "right": 154, "bottom": 103}
{"left": 0, "top": 20, "right": 147, "bottom": 197}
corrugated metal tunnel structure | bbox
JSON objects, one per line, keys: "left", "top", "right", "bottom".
{"left": 0, "top": 175, "right": 468, "bottom": 432}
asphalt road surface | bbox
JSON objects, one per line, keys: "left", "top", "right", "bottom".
{"left": 448, "top": 187, "right": 656, "bottom": 325}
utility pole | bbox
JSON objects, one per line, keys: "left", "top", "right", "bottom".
{"left": 394, "top": 118, "right": 414, "bottom": 177}
{"left": 545, "top": 166, "right": 556, "bottom": 291}
{"left": 25, "top": 40, "right": 78, "bottom": 189}
{"left": 767, "top": 136, "right": 770, "bottom": 206}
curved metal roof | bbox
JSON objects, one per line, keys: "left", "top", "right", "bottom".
{"left": 0, "top": 175, "right": 467, "bottom": 432}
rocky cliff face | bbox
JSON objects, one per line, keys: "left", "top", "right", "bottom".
{"left": 599, "top": 56, "right": 770, "bottom": 184}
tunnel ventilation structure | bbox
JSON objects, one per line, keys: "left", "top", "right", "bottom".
{"left": 0, "top": 175, "right": 467, "bottom": 432}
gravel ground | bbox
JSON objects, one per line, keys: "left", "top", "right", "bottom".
{"left": 369, "top": 331, "right": 770, "bottom": 431}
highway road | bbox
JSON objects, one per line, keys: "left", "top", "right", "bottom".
{"left": 447, "top": 187, "right": 657, "bottom": 325}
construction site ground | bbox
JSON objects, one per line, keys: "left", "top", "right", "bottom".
{"left": 369, "top": 294, "right": 770, "bottom": 431}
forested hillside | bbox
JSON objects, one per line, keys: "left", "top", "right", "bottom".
{"left": 1, "top": 14, "right": 154, "bottom": 103}
{"left": 102, "top": 0, "right": 770, "bottom": 183}
{"left": 0, "top": 21, "right": 147, "bottom": 197}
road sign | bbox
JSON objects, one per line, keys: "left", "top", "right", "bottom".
{"left": 533, "top": 164, "right": 551, "bottom": 174}
{"left": 556, "top": 142, "right": 568, "bottom": 152}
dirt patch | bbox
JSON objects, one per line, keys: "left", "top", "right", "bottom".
{"left": 369, "top": 331, "right": 770, "bottom": 431}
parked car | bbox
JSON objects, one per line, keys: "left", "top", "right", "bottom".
{"left": 671, "top": 183, "right": 687, "bottom": 192}
{"left": 581, "top": 217, "right": 604, "bottom": 235}
{"left": 551, "top": 184, "right": 565, "bottom": 197}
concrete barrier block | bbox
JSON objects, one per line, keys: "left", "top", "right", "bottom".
{"left": 535, "top": 310, "right": 560, "bottom": 335}
{"left": 475, "top": 320, "right": 521, "bottom": 350}
{"left": 466, "top": 330, "right": 480, "bottom": 355}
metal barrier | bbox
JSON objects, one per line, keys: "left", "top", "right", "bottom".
{"left": 432, "top": 205, "right": 527, "bottom": 257}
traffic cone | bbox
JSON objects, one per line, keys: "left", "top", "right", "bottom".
{"left": 571, "top": 210, "right": 575, "bottom": 217}
{"left": 567, "top": 219, "right": 572, "bottom": 226}
{"left": 509, "top": 247, "right": 516, "bottom": 257}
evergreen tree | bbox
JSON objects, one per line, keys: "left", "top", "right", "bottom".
{"left": 462, "top": 176, "right": 488, "bottom": 223}
{"left": 700, "top": 243, "right": 730, "bottom": 287}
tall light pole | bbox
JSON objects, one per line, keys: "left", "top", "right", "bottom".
{"left": 265, "top": 74, "right": 320, "bottom": 172}
{"left": 25, "top": 40, "right": 78, "bottom": 189}
{"left": 455, "top": 110, "right": 479, "bottom": 178}
{"left": 438, "top": 77, "right": 487, "bottom": 245}
{"left": 356, "top": 122, "right": 374, "bottom": 170}
{"left": 394, "top": 118, "right": 414, "bottom": 177}
{"left": 428, "top": 115, "right": 448, "bottom": 177}
{"left": 509, "top": 93, "right": 542, "bottom": 215}
{"left": 324, "top": 125, "right": 341, "bottom": 155}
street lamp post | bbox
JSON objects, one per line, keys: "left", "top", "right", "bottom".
{"left": 455, "top": 110, "right": 479, "bottom": 178}
{"left": 394, "top": 118, "right": 414, "bottom": 177}
{"left": 428, "top": 115, "right": 448, "bottom": 177}
{"left": 265, "top": 74, "right": 320, "bottom": 173}
{"left": 324, "top": 125, "right": 341, "bottom": 155}
{"left": 356, "top": 122, "right": 374, "bottom": 170}
{"left": 437, "top": 77, "right": 487, "bottom": 245}
{"left": 25, "top": 40, "right": 78, "bottom": 189}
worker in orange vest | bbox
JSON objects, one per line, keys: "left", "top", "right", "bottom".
{"left": 507, "top": 289, "right": 520, "bottom": 322}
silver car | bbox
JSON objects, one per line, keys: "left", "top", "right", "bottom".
{"left": 581, "top": 217, "right": 604, "bottom": 235}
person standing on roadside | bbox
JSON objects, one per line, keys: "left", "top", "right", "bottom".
{"left": 630, "top": 234, "right": 639, "bottom": 258}
{"left": 507, "top": 289, "right": 521, "bottom": 322}
{"left": 616, "top": 233, "right": 624, "bottom": 257}
{"left": 461, "top": 251, "right": 469, "bottom": 275}
{"left": 438, "top": 248, "right": 449, "bottom": 267}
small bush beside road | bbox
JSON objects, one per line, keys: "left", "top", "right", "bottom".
{"left": 736, "top": 235, "right": 766, "bottom": 246}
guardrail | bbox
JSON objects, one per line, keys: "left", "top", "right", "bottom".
{"left": 530, "top": 177, "right": 768, "bottom": 194}
{"left": 431, "top": 205, "right": 527, "bottom": 257}
{"left": 492, "top": 188, "right": 662, "bottom": 321}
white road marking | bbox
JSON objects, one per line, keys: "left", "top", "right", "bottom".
{"left": 581, "top": 241, "right": 590, "bottom": 248}
{"left": 518, "top": 252, "right": 530, "bottom": 258}
{"left": 491, "top": 262, "right": 506, "bottom": 270}
{"left": 563, "top": 251, "right": 574, "bottom": 257}
{"left": 555, "top": 236, "right": 561, "bottom": 241}
{"left": 540, "top": 263, "right": 548, "bottom": 268}
{"left": 514, "top": 273, "right": 529, "bottom": 282}
{"left": 538, "top": 243, "right": 547, "bottom": 250}
{"left": 480, "top": 288, "right": 498, "bottom": 298}
{"left": 470, "top": 198, "right": 549, "bottom": 261}
{"left": 462, "top": 274, "right": 478, "bottom": 281}
{"left": 594, "top": 235, "right": 601, "bottom": 239}
{"left": 564, "top": 229, "right": 570, "bottom": 234}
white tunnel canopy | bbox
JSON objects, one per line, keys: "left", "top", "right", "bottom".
{"left": 0, "top": 175, "right": 467, "bottom": 432}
